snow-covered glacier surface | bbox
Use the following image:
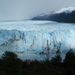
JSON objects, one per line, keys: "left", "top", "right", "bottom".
{"left": 0, "top": 21, "right": 75, "bottom": 60}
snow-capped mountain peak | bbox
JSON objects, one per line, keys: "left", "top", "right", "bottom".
{"left": 32, "top": 6, "right": 75, "bottom": 23}
{"left": 54, "top": 6, "right": 75, "bottom": 14}
{"left": 38, "top": 13, "right": 50, "bottom": 17}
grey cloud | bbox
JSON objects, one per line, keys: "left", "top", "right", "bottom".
{"left": 0, "top": 0, "right": 75, "bottom": 20}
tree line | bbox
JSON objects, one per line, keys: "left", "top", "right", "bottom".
{"left": 0, "top": 49, "right": 75, "bottom": 75}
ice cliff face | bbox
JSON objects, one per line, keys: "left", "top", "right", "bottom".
{"left": 0, "top": 21, "right": 75, "bottom": 60}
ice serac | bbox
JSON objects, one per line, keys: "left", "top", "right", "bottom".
{"left": 0, "top": 21, "right": 75, "bottom": 60}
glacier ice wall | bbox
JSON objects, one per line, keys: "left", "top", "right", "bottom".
{"left": 0, "top": 21, "right": 75, "bottom": 60}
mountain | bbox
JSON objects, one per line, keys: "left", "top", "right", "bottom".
{"left": 0, "top": 21, "right": 75, "bottom": 60}
{"left": 32, "top": 7, "right": 75, "bottom": 23}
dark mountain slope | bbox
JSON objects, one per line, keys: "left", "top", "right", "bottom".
{"left": 32, "top": 7, "right": 75, "bottom": 23}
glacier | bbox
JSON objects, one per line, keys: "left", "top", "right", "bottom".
{"left": 0, "top": 21, "right": 75, "bottom": 60}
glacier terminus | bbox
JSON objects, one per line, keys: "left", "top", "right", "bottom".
{"left": 0, "top": 21, "right": 75, "bottom": 60}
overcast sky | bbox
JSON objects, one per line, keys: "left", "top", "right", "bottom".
{"left": 0, "top": 0, "right": 75, "bottom": 20}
